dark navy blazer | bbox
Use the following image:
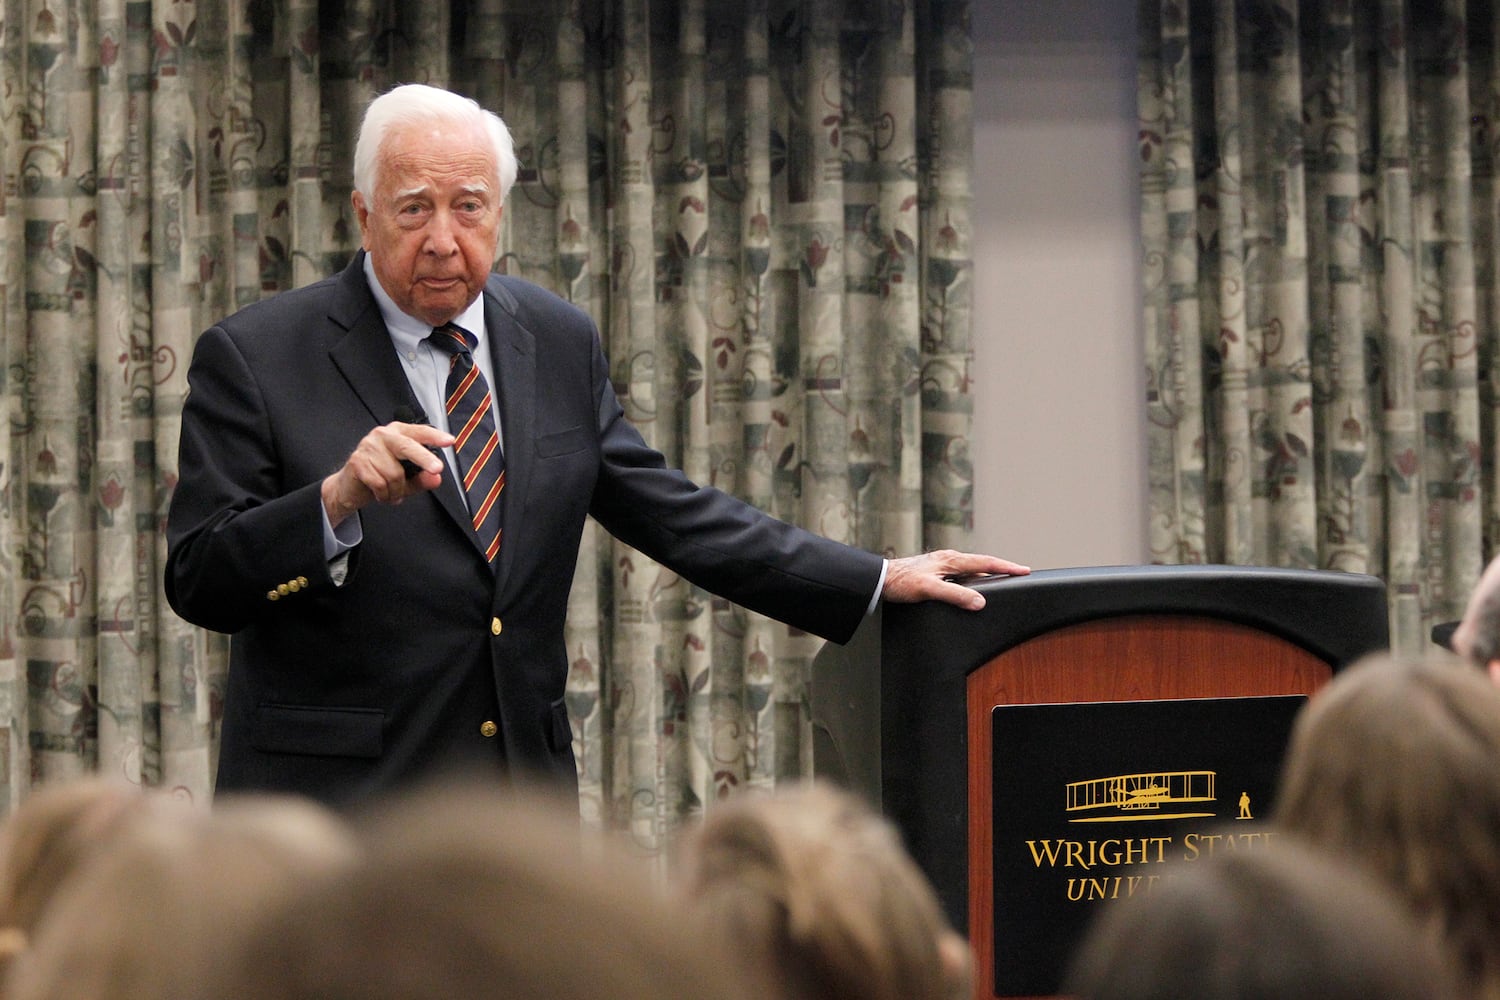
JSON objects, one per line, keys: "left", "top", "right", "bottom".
{"left": 165, "top": 253, "right": 883, "bottom": 804}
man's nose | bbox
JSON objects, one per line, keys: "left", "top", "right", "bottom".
{"left": 424, "top": 211, "right": 459, "bottom": 255}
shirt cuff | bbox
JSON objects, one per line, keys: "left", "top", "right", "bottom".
{"left": 866, "top": 559, "right": 888, "bottom": 616}
{"left": 322, "top": 507, "right": 363, "bottom": 587}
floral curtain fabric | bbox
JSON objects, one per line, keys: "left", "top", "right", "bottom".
{"left": 0, "top": 0, "right": 976, "bottom": 845}
{"left": 1141, "top": 0, "right": 1496, "bottom": 654}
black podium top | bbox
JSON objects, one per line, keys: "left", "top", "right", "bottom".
{"left": 886, "top": 563, "right": 1389, "bottom": 676}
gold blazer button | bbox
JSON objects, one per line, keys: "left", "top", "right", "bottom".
{"left": 490, "top": 618, "right": 502, "bottom": 635}
{"left": 480, "top": 721, "right": 498, "bottom": 738}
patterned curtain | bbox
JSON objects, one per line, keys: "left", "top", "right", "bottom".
{"left": 1141, "top": 0, "right": 1499, "bottom": 656}
{"left": 0, "top": 0, "right": 977, "bottom": 848}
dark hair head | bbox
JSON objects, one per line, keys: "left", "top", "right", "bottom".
{"left": 1063, "top": 838, "right": 1454, "bottom": 1000}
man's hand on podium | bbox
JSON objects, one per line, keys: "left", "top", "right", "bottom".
{"left": 882, "top": 550, "right": 1031, "bottom": 611}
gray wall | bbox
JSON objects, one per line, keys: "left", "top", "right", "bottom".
{"left": 969, "top": 0, "right": 1147, "bottom": 570}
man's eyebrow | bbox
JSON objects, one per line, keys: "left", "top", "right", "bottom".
{"left": 390, "top": 182, "right": 491, "bottom": 203}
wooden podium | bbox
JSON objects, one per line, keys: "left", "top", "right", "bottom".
{"left": 811, "top": 565, "right": 1388, "bottom": 999}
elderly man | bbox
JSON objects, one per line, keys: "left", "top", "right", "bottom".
{"left": 165, "top": 84, "right": 1027, "bottom": 805}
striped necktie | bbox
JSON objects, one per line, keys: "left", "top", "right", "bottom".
{"left": 428, "top": 323, "right": 504, "bottom": 564}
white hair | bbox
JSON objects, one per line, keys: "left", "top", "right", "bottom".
{"left": 353, "top": 84, "right": 518, "bottom": 204}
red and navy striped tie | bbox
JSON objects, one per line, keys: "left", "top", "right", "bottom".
{"left": 429, "top": 323, "right": 504, "bottom": 564}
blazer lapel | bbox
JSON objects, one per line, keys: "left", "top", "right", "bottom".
{"left": 483, "top": 277, "right": 536, "bottom": 591}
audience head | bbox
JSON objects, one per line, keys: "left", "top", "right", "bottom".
{"left": 4, "top": 791, "right": 357, "bottom": 1000}
{"left": 1274, "top": 653, "right": 1500, "bottom": 999}
{"left": 0, "top": 778, "right": 153, "bottom": 977}
{"left": 204, "top": 779, "right": 748, "bottom": 1000}
{"left": 676, "top": 780, "right": 971, "bottom": 1000}
{"left": 1062, "top": 837, "right": 1454, "bottom": 1000}
{"left": 1452, "top": 553, "right": 1500, "bottom": 683}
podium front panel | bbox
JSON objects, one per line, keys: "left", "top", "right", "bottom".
{"left": 967, "top": 614, "right": 1332, "bottom": 999}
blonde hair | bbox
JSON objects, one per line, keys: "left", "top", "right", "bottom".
{"left": 1275, "top": 654, "right": 1500, "bottom": 999}
{"left": 0, "top": 778, "right": 165, "bottom": 988}
{"left": 4, "top": 793, "right": 357, "bottom": 1000}
{"left": 0, "top": 778, "right": 148, "bottom": 940}
{"left": 678, "top": 781, "right": 971, "bottom": 1000}
{"left": 202, "top": 780, "right": 750, "bottom": 1000}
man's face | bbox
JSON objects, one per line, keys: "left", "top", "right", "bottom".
{"left": 353, "top": 122, "right": 502, "bottom": 327}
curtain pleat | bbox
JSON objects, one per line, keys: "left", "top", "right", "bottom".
{"left": 1377, "top": 0, "right": 1426, "bottom": 647}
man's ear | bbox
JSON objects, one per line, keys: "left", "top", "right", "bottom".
{"left": 352, "top": 190, "right": 371, "bottom": 246}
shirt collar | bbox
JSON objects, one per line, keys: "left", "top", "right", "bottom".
{"left": 362, "top": 252, "right": 487, "bottom": 352}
